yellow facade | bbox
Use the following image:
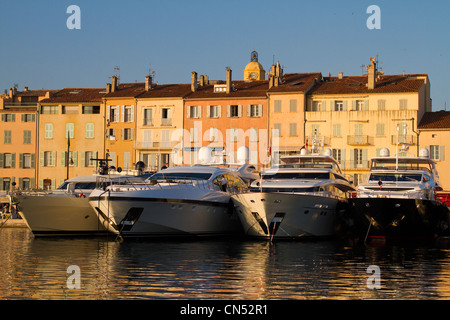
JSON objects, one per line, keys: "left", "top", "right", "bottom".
{"left": 103, "top": 80, "right": 145, "bottom": 173}
{"left": 305, "top": 71, "right": 431, "bottom": 185}
{"left": 135, "top": 83, "right": 190, "bottom": 171}
{"left": 37, "top": 88, "right": 105, "bottom": 189}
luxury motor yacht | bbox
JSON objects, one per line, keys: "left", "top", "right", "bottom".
{"left": 88, "top": 164, "right": 256, "bottom": 238}
{"left": 16, "top": 158, "right": 148, "bottom": 236}
{"left": 231, "top": 149, "right": 355, "bottom": 240}
{"left": 347, "top": 148, "right": 450, "bottom": 242}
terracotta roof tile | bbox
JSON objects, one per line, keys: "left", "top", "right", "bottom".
{"left": 310, "top": 74, "right": 427, "bottom": 95}
{"left": 103, "top": 83, "right": 145, "bottom": 98}
{"left": 39, "top": 88, "right": 106, "bottom": 103}
{"left": 185, "top": 80, "right": 269, "bottom": 99}
{"left": 268, "top": 73, "right": 322, "bottom": 93}
{"left": 138, "top": 83, "right": 192, "bottom": 98}
{"left": 419, "top": 111, "right": 450, "bottom": 129}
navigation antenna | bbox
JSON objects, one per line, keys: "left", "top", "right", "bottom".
{"left": 148, "top": 64, "right": 156, "bottom": 82}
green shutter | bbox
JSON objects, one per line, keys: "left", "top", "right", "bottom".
{"left": 19, "top": 153, "right": 23, "bottom": 168}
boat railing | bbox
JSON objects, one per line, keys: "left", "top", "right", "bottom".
{"left": 95, "top": 175, "right": 249, "bottom": 194}
{"left": 356, "top": 188, "right": 433, "bottom": 200}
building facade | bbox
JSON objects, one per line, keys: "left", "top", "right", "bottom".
{"left": 183, "top": 67, "right": 270, "bottom": 168}
{"left": 103, "top": 77, "right": 144, "bottom": 172}
{"left": 0, "top": 87, "right": 54, "bottom": 191}
{"left": 135, "top": 76, "right": 191, "bottom": 171}
{"left": 305, "top": 58, "right": 431, "bottom": 185}
{"left": 37, "top": 88, "right": 106, "bottom": 189}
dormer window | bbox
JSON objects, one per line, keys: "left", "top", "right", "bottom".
{"left": 214, "top": 84, "right": 227, "bottom": 93}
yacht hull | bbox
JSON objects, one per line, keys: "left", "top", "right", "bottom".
{"left": 89, "top": 190, "right": 242, "bottom": 237}
{"left": 347, "top": 197, "right": 450, "bottom": 241}
{"left": 16, "top": 194, "right": 108, "bottom": 236}
{"left": 232, "top": 192, "right": 346, "bottom": 239}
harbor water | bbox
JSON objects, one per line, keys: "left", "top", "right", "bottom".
{"left": 2, "top": 228, "right": 450, "bottom": 301}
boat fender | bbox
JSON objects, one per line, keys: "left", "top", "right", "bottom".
{"left": 78, "top": 193, "right": 86, "bottom": 198}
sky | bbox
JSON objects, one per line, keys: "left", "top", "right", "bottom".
{"left": 1, "top": 0, "right": 449, "bottom": 110}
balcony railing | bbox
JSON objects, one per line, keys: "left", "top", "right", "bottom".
{"left": 135, "top": 140, "right": 179, "bottom": 149}
{"left": 339, "top": 160, "right": 370, "bottom": 170}
{"left": 305, "top": 136, "right": 330, "bottom": 146}
{"left": 347, "top": 135, "right": 371, "bottom": 146}
{"left": 391, "top": 135, "right": 416, "bottom": 145}
{"left": 161, "top": 118, "right": 172, "bottom": 126}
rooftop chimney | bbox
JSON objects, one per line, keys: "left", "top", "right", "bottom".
{"left": 338, "top": 72, "right": 343, "bottom": 79}
{"left": 145, "top": 75, "right": 152, "bottom": 91}
{"left": 226, "top": 67, "right": 232, "bottom": 94}
{"left": 200, "top": 75, "right": 205, "bottom": 87}
{"left": 191, "top": 72, "right": 198, "bottom": 92}
{"left": 106, "top": 83, "right": 111, "bottom": 94}
{"left": 111, "top": 76, "right": 118, "bottom": 92}
{"left": 24, "top": 86, "right": 29, "bottom": 92}
{"left": 367, "top": 57, "right": 377, "bottom": 90}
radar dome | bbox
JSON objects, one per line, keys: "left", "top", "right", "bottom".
{"left": 379, "top": 148, "right": 390, "bottom": 157}
{"left": 198, "top": 146, "right": 212, "bottom": 163}
{"left": 237, "top": 146, "right": 249, "bottom": 163}
{"left": 419, "top": 148, "right": 430, "bottom": 158}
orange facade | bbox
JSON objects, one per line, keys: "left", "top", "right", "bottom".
{"left": 184, "top": 79, "right": 270, "bottom": 169}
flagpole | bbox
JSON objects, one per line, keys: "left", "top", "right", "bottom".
{"left": 66, "top": 131, "right": 70, "bottom": 180}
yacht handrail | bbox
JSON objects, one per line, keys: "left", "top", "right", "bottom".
{"left": 95, "top": 175, "right": 248, "bottom": 194}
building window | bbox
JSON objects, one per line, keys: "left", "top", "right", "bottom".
{"left": 376, "top": 123, "right": 385, "bottom": 137}
{"left": 399, "top": 99, "right": 408, "bottom": 110}
{"left": 161, "top": 108, "right": 171, "bottom": 126}
{"left": 274, "top": 100, "right": 282, "bottom": 113}
{"left": 430, "top": 145, "right": 445, "bottom": 161}
{"left": 41, "top": 106, "right": 58, "bottom": 114}
{"left": 62, "top": 105, "right": 78, "bottom": 114}
{"left": 44, "top": 123, "right": 53, "bottom": 139}
{"left": 208, "top": 105, "right": 221, "bottom": 118}
{"left": 20, "top": 153, "right": 33, "bottom": 168}
{"left": 311, "top": 101, "right": 322, "bottom": 112}
{"left": 84, "top": 151, "right": 96, "bottom": 167}
{"left": 143, "top": 109, "right": 153, "bottom": 125}
{"left": 334, "top": 101, "right": 344, "bottom": 111}
{"left": 227, "top": 105, "right": 241, "bottom": 117}
{"left": 108, "top": 106, "right": 119, "bottom": 123}
{"left": 378, "top": 99, "right": 386, "bottom": 111}
{"left": 273, "top": 123, "right": 281, "bottom": 137}
{"left": 121, "top": 128, "right": 134, "bottom": 140}
{"left": 1, "top": 153, "right": 15, "bottom": 168}
{"left": 85, "top": 123, "right": 94, "bottom": 139}
{"left": 43, "top": 151, "right": 56, "bottom": 167}
{"left": 21, "top": 114, "right": 35, "bottom": 122}
{"left": 1, "top": 114, "right": 15, "bottom": 122}
{"left": 332, "top": 124, "right": 341, "bottom": 137}
{"left": 107, "top": 128, "right": 116, "bottom": 140}
{"left": 4, "top": 130, "right": 11, "bottom": 144}
{"left": 23, "top": 130, "right": 32, "bottom": 144}
{"left": 188, "top": 106, "right": 201, "bottom": 118}
{"left": 247, "top": 105, "right": 262, "bottom": 117}
{"left": 354, "top": 100, "right": 364, "bottom": 111}
{"left": 82, "top": 106, "right": 100, "bottom": 114}
{"left": 66, "top": 123, "right": 75, "bottom": 139}
{"left": 289, "top": 123, "right": 297, "bottom": 136}
{"left": 123, "top": 106, "right": 134, "bottom": 122}
{"left": 290, "top": 100, "right": 297, "bottom": 112}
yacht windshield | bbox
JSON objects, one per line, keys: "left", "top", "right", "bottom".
{"left": 57, "top": 182, "right": 97, "bottom": 190}
{"left": 369, "top": 173, "right": 422, "bottom": 183}
{"left": 262, "top": 172, "right": 330, "bottom": 180}
{"left": 149, "top": 172, "right": 212, "bottom": 181}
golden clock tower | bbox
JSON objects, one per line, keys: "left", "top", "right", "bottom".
{"left": 243, "top": 51, "right": 265, "bottom": 81}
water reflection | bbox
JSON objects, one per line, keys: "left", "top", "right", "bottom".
{"left": 1, "top": 228, "right": 450, "bottom": 299}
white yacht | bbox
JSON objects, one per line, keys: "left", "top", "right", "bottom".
{"left": 231, "top": 149, "right": 355, "bottom": 240}
{"left": 348, "top": 148, "right": 450, "bottom": 241}
{"left": 88, "top": 165, "right": 254, "bottom": 238}
{"left": 16, "top": 174, "right": 145, "bottom": 236}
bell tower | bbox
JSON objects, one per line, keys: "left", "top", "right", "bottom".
{"left": 243, "top": 51, "right": 265, "bottom": 81}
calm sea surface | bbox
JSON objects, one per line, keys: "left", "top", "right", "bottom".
{"left": 2, "top": 228, "right": 450, "bottom": 301}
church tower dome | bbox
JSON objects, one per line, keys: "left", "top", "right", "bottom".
{"left": 243, "top": 51, "right": 265, "bottom": 81}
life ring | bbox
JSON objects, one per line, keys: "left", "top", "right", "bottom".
{"left": 78, "top": 193, "right": 86, "bottom": 198}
